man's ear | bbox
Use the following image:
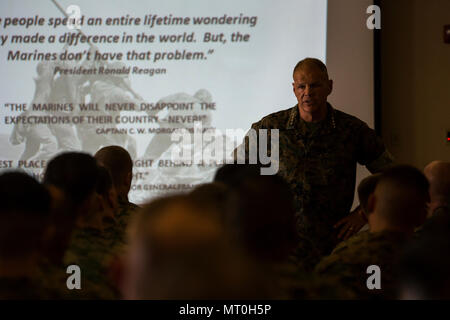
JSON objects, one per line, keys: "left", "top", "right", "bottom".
{"left": 367, "top": 193, "right": 376, "bottom": 215}
{"left": 292, "top": 82, "right": 296, "bottom": 94}
{"left": 328, "top": 79, "right": 333, "bottom": 95}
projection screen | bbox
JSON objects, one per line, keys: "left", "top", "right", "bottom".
{"left": 0, "top": 0, "right": 374, "bottom": 205}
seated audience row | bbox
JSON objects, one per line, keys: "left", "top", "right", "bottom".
{"left": 0, "top": 147, "right": 449, "bottom": 299}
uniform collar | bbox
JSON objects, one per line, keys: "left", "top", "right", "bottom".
{"left": 286, "top": 103, "right": 337, "bottom": 135}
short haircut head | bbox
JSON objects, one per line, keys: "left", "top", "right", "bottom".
{"left": 96, "top": 165, "right": 114, "bottom": 197}
{"left": 189, "top": 182, "right": 230, "bottom": 221}
{"left": 226, "top": 174, "right": 298, "bottom": 262}
{"left": 374, "top": 165, "right": 430, "bottom": 228}
{"left": 358, "top": 173, "right": 382, "bottom": 215}
{"left": 424, "top": 160, "right": 450, "bottom": 203}
{"left": 0, "top": 171, "right": 51, "bottom": 258}
{"left": 43, "top": 152, "right": 99, "bottom": 205}
{"left": 399, "top": 232, "right": 450, "bottom": 299}
{"left": 293, "top": 57, "right": 329, "bottom": 79}
{"left": 94, "top": 145, "right": 133, "bottom": 190}
{"left": 127, "top": 193, "right": 268, "bottom": 299}
{"left": 214, "top": 164, "right": 262, "bottom": 187}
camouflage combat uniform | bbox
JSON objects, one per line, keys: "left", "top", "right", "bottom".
{"left": 267, "top": 260, "right": 356, "bottom": 299}
{"left": 36, "top": 257, "right": 82, "bottom": 299}
{"left": 0, "top": 275, "right": 53, "bottom": 299}
{"left": 237, "top": 104, "right": 393, "bottom": 266}
{"left": 63, "top": 227, "right": 121, "bottom": 299}
{"left": 115, "top": 197, "right": 139, "bottom": 248}
{"left": 415, "top": 205, "right": 450, "bottom": 237}
{"left": 315, "top": 230, "right": 407, "bottom": 299}
{"left": 37, "top": 207, "right": 138, "bottom": 300}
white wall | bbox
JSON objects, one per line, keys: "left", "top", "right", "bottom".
{"left": 327, "top": 0, "right": 375, "bottom": 209}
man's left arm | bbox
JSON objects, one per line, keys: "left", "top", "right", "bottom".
{"left": 356, "top": 123, "right": 395, "bottom": 173}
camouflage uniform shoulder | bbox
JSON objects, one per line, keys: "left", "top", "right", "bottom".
{"left": 64, "top": 226, "right": 116, "bottom": 277}
{"left": 111, "top": 199, "right": 141, "bottom": 252}
{"left": 251, "top": 106, "right": 294, "bottom": 129}
{"left": 117, "top": 199, "right": 140, "bottom": 227}
{"left": 315, "top": 231, "right": 371, "bottom": 274}
{"left": 333, "top": 108, "right": 368, "bottom": 131}
{"left": 333, "top": 106, "right": 392, "bottom": 171}
{"left": 63, "top": 227, "right": 120, "bottom": 299}
{"left": 315, "top": 231, "right": 407, "bottom": 299}
{"left": 331, "top": 230, "right": 371, "bottom": 254}
{"left": 36, "top": 258, "right": 75, "bottom": 299}
{"left": 118, "top": 198, "right": 140, "bottom": 211}
{"left": 316, "top": 230, "right": 407, "bottom": 275}
{"left": 0, "top": 276, "right": 51, "bottom": 299}
{"left": 127, "top": 201, "right": 140, "bottom": 211}
{"left": 288, "top": 272, "right": 357, "bottom": 300}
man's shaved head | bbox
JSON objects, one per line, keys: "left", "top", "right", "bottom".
{"left": 43, "top": 152, "right": 99, "bottom": 206}
{"left": 293, "top": 57, "right": 329, "bottom": 79}
{"left": 424, "top": 160, "right": 450, "bottom": 203}
{"left": 124, "top": 194, "right": 268, "bottom": 299}
{"left": 358, "top": 173, "right": 382, "bottom": 216}
{"left": 292, "top": 58, "right": 333, "bottom": 122}
{"left": 94, "top": 145, "right": 133, "bottom": 198}
{"left": 370, "top": 165, "right": 429, "bottom": 230}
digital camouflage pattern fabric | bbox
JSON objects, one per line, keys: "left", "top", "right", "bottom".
{"left": 115, "top": 197, "right": 140, "bottom": 249}
{"left": 63, "top": 226, "right": 121, "bottom": 299}
{"left": 268, "top": 260, "right": 356, "bottom": 299}
{"left": 0, "top": 276, "right": 53, "bottom": 300}
{"left": 315, "top": 230, "right": 407, "bottom": 299}
{"left": 236, "top": 104, "right": 393, "bottom": 265}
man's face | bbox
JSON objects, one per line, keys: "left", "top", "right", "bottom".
{"left": 292, "top": 66, "right": 333, "bottom": 116}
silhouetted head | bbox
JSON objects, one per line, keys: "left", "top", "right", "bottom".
{"left": 399, "top": 232, "right": 450, "bottom": 299}
{"left": 123, "top": 194, "right": 268, "bottom": 299}
{"left": 367, "top": 165, "right": 430, "bottom": 234}
{"left": 424, "top": 160, "right": 450, "bottom": 216}
{"left": 42, "top": 152, "right": 100, "bottom": 263}
{"left": 94, "top": 145, "right": 133, "bottom": 200}
{"left": 226, "top": 174, "right": 298, "bottom": 262}
{"left": 0, "top": 171, "right": 51, "bottom": 259}
{"left": 43, "top": 152, "right": 99, "bottom": 211}
{"left": 214, "top": 164, "right": 262, "bottom": 187}
{"left": 357, "top": 173, "right": 382, "bottom": 216}
{"left": 189, "top": 182, "right": 230, "bottom": 222}
{"left": 91, "top": 165, "right": 118, "bottom": 223}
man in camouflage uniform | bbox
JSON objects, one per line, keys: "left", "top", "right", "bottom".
{"left": 95, "top": 146, "right": 139, "bottom": 251}
{"left": 424, "top": 161, "right": 450, "bottom": 217}
{"left": 63, "top": 226, "right": 121, "bottom": 299}
{"left": 415, "top": 160, "right": 450, "bottom": 235}
{"left": 236, "top": 58, "right": 393, "bottom": 267}
{"left": 61, "top": 165, "right": 126, "bottom": 299}
{"left": 396, "top": 163, "right": 450, "bottom": 299}
{"left": 37, "top": 152, "right": 106, "bottom": 299}
{"left": 315, "top": 165, "right": 430, "bottom": 299}
{"left": 0, "top": 172, "right": 52, "bottom": 299}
